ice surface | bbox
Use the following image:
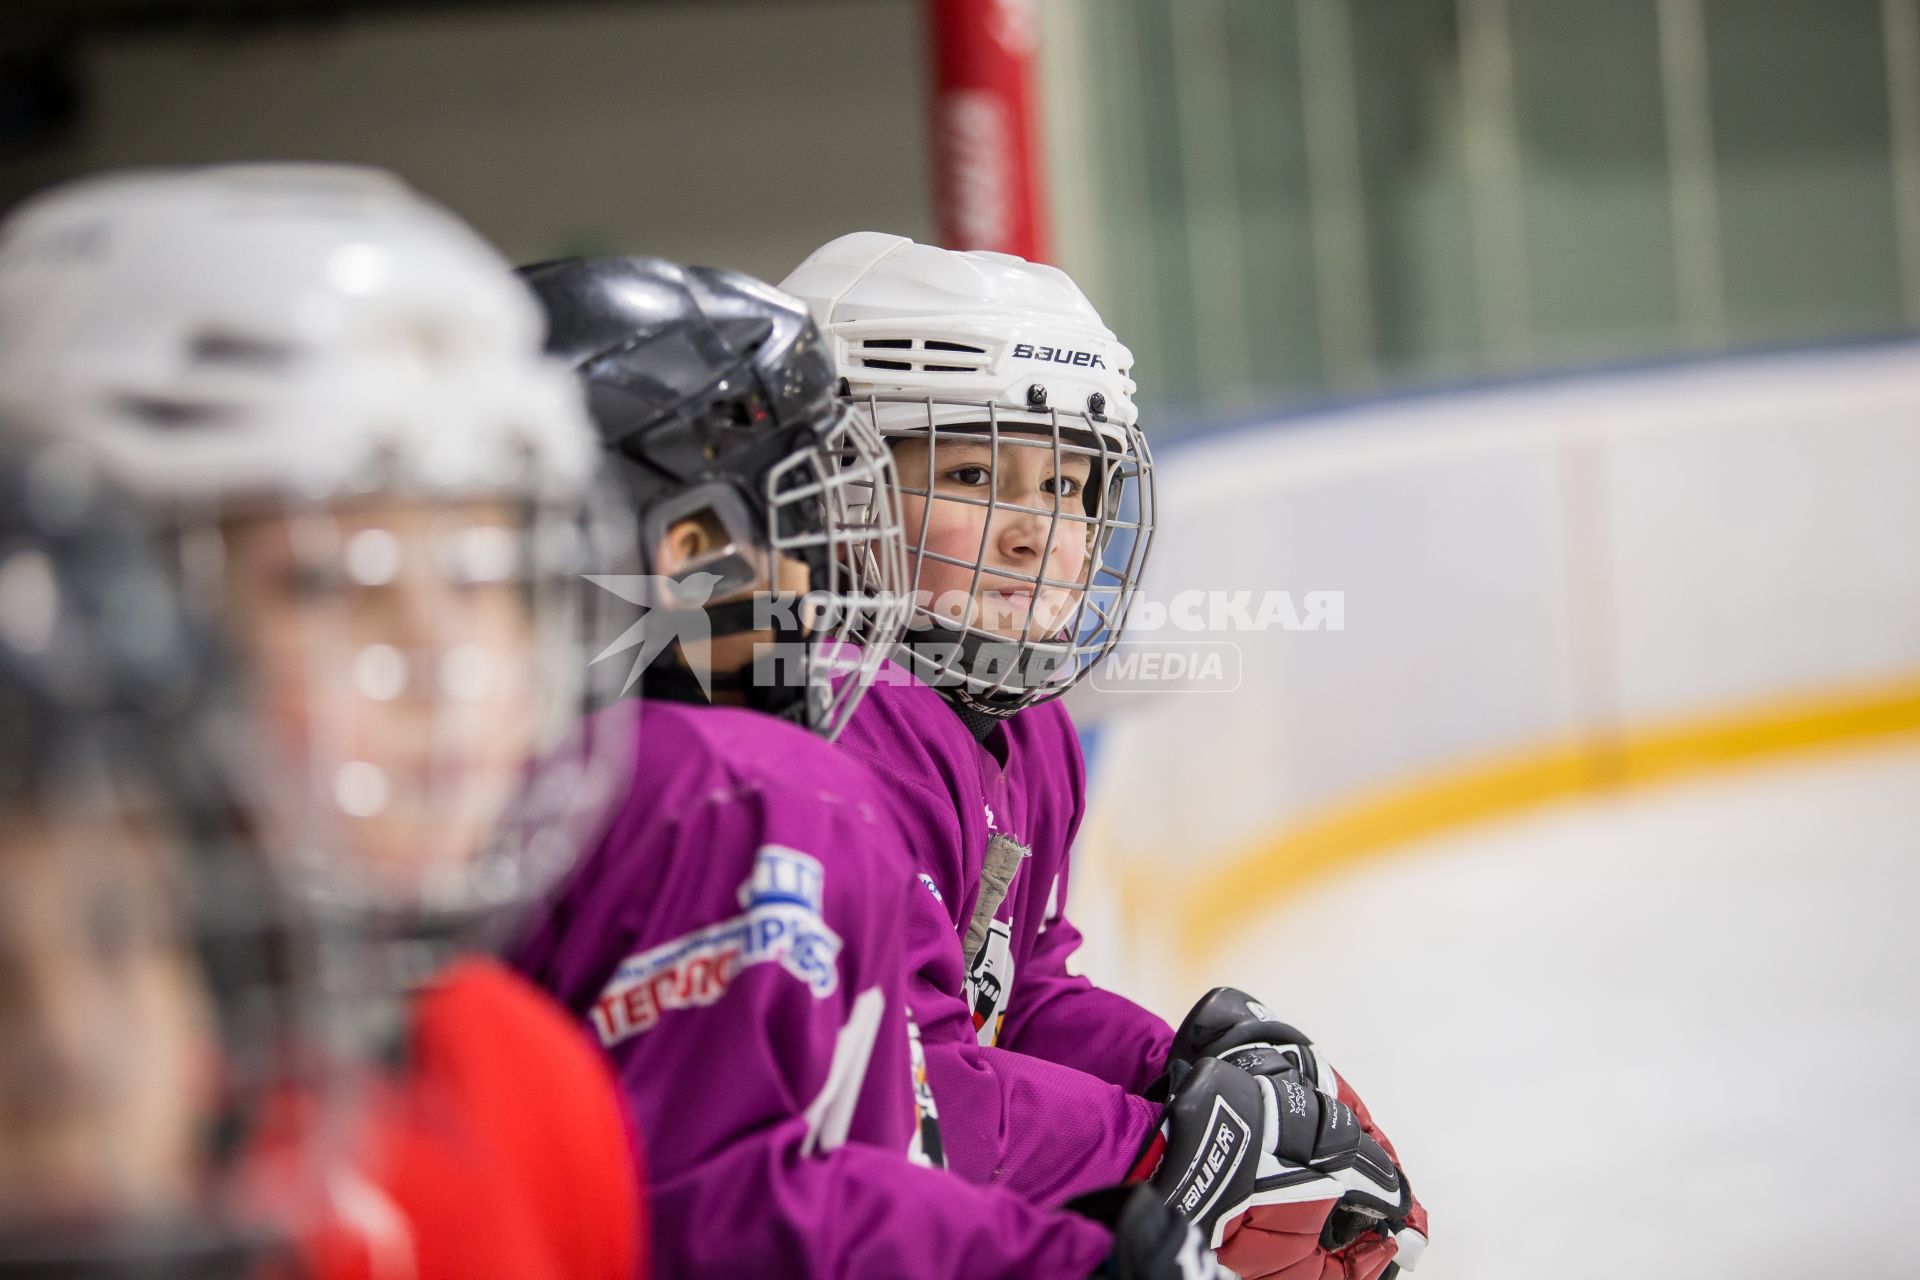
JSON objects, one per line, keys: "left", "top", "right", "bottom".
{"left": 1201, "top": 738, "right": 1920, "bottom": 1279}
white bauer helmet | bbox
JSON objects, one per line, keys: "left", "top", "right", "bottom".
{"left": 781, "top": 232, "right": 1155, "bottom": 717}
{"left": 0, "top": 164, "right": 634, "bottom": 979}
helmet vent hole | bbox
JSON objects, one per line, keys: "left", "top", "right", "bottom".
{"left": 850, "top": 337, "right": 988, "bottom": 373}
{"left": 115, "top": 394, "right": 232, "bottom": 430}
{"left": 190, "top": 331, "right": 296, "bottom": 371}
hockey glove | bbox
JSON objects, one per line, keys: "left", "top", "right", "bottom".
{"left": 1135, "top": 1056, "right": 1414, "bottom": 1280}
{"left": 1066, "top": 1184, "right": 1233, "bottom": 1280}
{"left": 1167, "top": 988, "right": 1428, "bottom": 1272}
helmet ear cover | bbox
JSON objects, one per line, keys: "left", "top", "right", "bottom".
{"left": 618, "top": 439, "right": 840, "bottom": 722}
{"left": 639, "top": 482, "right": 775, "bottom": 608}
{"left": 608, "top": 385, "right": 836, "bottom": 614}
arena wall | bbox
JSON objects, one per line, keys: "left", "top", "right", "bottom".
{"left": 1067, "top": 343, "right": 1920, "bottom": 1015}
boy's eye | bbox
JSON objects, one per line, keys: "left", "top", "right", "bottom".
{"left": 1044, "top": 476, "right": 1082, "bottom": 499}
{"left": 945, "top": 465, "right": 992, "bottom": 487}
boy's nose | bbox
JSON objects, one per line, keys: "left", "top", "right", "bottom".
{"left": 992, "top": 500, "right": 1051, "bottom": 562}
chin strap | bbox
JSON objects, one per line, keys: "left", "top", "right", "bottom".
{"left": 900, "top": 615, "right": 1071, "bottom": 724}
{"left": 945, "top": 697, "right": 1005, "bottom": 743}
{"left": 636, "top": 593, "right": 814, "bottom": 726}
{"left": 639, "top": 659, "right": 754, "bottom": 704}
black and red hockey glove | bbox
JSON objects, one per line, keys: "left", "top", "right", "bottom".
{"left": 1134, "top": 1053, "right": 1419, "bottom": 1280}
{"left": 1162, "top": 988, "right": 1429, "bottom": 1276}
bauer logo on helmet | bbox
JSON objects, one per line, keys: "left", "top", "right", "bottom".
{"left": 1010, "top": 342, "right": 1107, "bottom": 369}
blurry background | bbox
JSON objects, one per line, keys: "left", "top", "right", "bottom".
{"left": 3, "top": 2, "right": 1917, "bottom": 1277}
{"left": 1054, "top": 0, "right": 1920, "bottom": 427}
{"left": 0, "top": 0, "right": 935, "bottom": 281}
{"left": 8, "top": 0, "right": 1920, "bottom": 426}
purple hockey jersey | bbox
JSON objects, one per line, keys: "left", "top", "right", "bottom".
{"left": 835, "top": 668, "right": 1176, "bottom": 1203}
{"left": 511, "top": 701, "right": 1113, "bottom": 1278}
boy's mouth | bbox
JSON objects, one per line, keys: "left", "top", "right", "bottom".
{"left": 982, "top": 589, "right": 1041, "bottom": 627}
{"left": 980, "top": 586, "right": 1071, "bottom": 638}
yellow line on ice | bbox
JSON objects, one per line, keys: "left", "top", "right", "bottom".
{"left": 1166, "top": 672, "right": 1920, "bottom": 960}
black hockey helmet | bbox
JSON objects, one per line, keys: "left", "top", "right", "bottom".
{"left": 524, "top": 256, "right": 839, "bottom": 489}
{"left": 518, "top": 256, "right": 910, "bottom": 738}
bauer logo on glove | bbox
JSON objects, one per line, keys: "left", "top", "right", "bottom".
{"left": 1163, "top": 1089, "right": 1258, "bottom": 1222}
{"left": 1142, "top": 1053, "right": 1421, "bottom": 1280}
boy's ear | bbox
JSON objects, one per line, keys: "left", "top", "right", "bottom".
{"left": 655, "top": 518, "right": 713, "bottom": 577}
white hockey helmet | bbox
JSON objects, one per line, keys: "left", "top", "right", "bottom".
{"left": 781, "top": 233, "right": 1155, "bottom": 716}
{"left": 0, "top": 164, "right": 631, "bottom": 974}
{"left": 0, "top": 163, "right": 596, "bottom": 506}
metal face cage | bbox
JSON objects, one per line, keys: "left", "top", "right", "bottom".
{"left": 757, "top": 403, "right": 915, "bottom": 740}
{"left": 165, "top": 462, "right": 639, "bottom": 965}
{"left": 0, "top": 450, "right": 340, "bottom": 1274}
{"left": 850, "top": 392, "right": 1156, "bottom": 716}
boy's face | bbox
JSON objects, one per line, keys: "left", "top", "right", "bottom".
{"left": 218, "top": 497, "right": 544, "bottom": 891}
{"left": 0, "top": 803, "right": 215, "bottom": 1229}
{"left": 890, "top": 434, "right": 1094, "bottom": 641}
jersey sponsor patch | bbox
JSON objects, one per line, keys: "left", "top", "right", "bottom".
{"left": 917, "top": 873, "right": 944, "bottom": 904}
{"left": 589, "top": 845, "right": 843, "bottom": 1046}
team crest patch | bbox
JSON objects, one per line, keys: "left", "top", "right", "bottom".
{"left": 589, "top": 845, "right": 842, "bottom": 1046}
